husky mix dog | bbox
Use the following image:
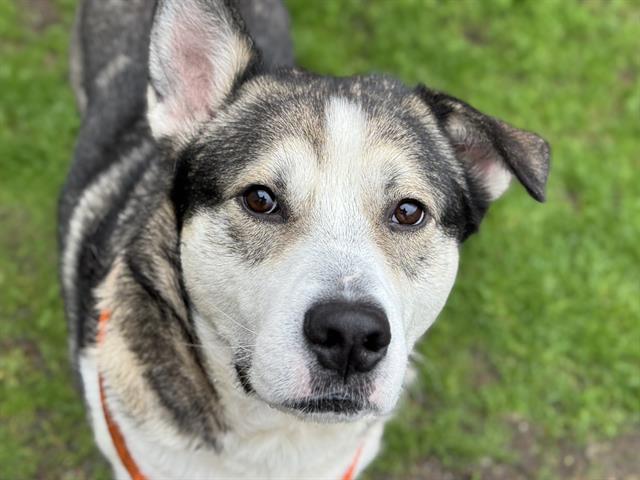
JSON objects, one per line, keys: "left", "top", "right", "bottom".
{"left": 59, "top": 0, "right": 550, "bottom": 478}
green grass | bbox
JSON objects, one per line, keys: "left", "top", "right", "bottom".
{"left": 1, "top": 0, "right": 638, "bottom": 478}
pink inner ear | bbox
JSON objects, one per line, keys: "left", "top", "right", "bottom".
{"left": 454, "top": 141, "right": 498, "bottom": 175}
{"left": 454, "top": 141, "right": 511, "bottom": 199}
{"left": 169, "top": 17, "right": 215, "bottom": 124}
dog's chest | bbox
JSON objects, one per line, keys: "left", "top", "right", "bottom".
{"left": 134, "top": 424, "right": 381, "bottom": 479}
{"left": 80, "top": 348, "right": 384, "bottom": 479}
{"left": 130, "top": 421, "right": 381, "bottom": 479}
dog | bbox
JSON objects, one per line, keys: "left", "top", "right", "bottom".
{"left": 58, "top": 0, "right": 550, "bottom": 478}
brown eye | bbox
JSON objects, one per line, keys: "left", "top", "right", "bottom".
{"left": 242, "top": 186, "right": 279, "bottom": 215}
{"left": 391, "top": 200, "right": 426, "bottom": 227}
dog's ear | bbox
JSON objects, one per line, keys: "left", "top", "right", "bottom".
{"left": 147, "top": 0, "right": 257, "bottom": 142}
{"left": 418, "top": 86, "right": 550, "bottom": 202}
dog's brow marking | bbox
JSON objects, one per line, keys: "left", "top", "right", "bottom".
{"left": 232, "top": 136, "right": 318, "bottom": 208}
{"left": 322, "top": 97, "right": 367, "bottom": 169}
{"left": 316, "top": 96, "right": 375, "bottom": 223}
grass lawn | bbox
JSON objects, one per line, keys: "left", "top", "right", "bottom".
{"left": 1, "top": 0, "right": 638, "bottom": 478}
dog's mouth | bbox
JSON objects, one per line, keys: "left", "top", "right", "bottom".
{"left": 283, "top": 395, "right": 365, "bottom": 415}
{"left": 234, "top": 362, "right": 375, "bottom": 418}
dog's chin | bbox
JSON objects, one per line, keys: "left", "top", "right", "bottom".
{"left": 238, "top": 363, "right": 384, "bottom": 422}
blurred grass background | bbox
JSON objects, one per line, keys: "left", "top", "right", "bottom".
{"left": 0, "top": 0, "right": 638, "bottom": 478}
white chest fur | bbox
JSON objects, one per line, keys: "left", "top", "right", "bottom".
{"left": 80, "top": 349, "right": 385, "bottom": 479}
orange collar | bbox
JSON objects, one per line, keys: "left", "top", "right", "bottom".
{"left": 341, "top": 444, "right": 363, "bottom": 480}
{"left": 97, "top": 310, "right": 148, "bottom": 480}
{"left": 97, "top": 309, "right": 362, "bottom": 480}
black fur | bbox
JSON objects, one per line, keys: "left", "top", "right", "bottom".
{"left": 417, "top": 85, "right": 551, "bottom": 203}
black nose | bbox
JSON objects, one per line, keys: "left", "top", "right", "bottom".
{"left": 303, "top": 302, "right": 391, "bottom": 379}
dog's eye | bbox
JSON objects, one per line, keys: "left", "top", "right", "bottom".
{"left": 242, "top": 186, "right": 279, "bottom": 215}
{"left": 391, "top": 200, "right": 426, "bottom": 227}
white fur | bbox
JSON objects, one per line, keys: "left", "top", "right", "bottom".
{"left": 480, "top": 160, "right": 512, "bottom": 200}
{"left": 80, "top": 350, "right": 130, "bottom": 480}
{"left": 81, "top": 341, "right": 383, "bottom": 479}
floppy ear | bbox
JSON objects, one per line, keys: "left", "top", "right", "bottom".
{"left": 418, "top": 86, "right": 550, "bottom": 202}
{"left": 147, "top": 0, "right": 257, "bottom": 142}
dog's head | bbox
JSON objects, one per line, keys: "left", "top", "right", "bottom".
{"left": 147, "top": 0, "right": 549, "bottom": 421}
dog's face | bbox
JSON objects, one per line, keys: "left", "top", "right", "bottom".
{"left": 176, "top": 77, "right": 466, "bottom": 419}
{"left": 148, "top": 0, "right": 549, "bottom": 421}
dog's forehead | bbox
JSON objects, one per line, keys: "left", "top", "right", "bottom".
{"left": 230, "top": 72, "right": 442, "bottom": 147}
{"left": 209, "top": 73, "right": 462, "bottom": 209}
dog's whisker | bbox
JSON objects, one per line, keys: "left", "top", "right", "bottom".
{"left": 204, "top": 302, "right": 258, "bottom": 336}
{"left": 195, "top": 318, "right": 258, "bottom": 351}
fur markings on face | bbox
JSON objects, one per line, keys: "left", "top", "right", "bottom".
{"left": 146, "top": 0, "right": 549, "bottom": 423}
{"left": 179, "top": 83, "right": 463, "bottom": 420}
